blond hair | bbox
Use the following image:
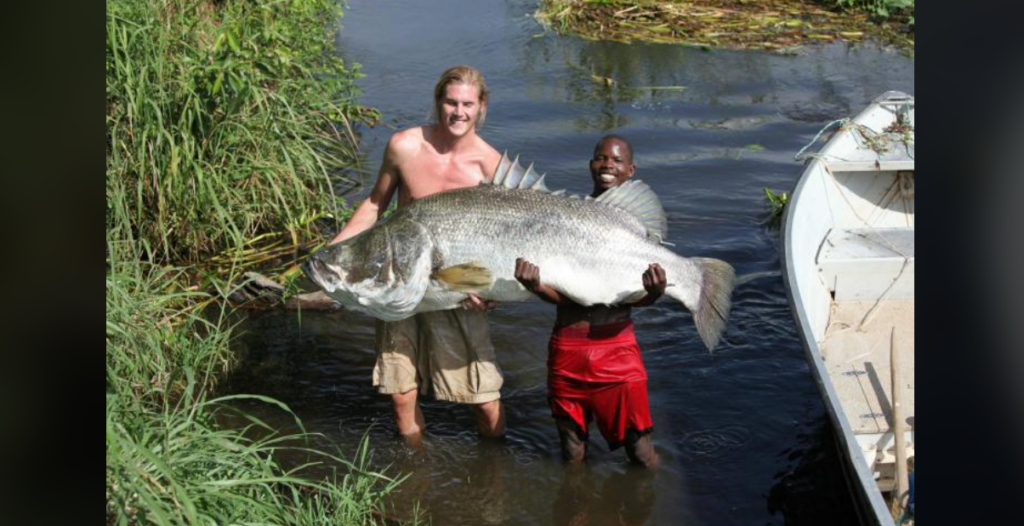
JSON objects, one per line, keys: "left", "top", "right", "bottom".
{"left": 433, "top": 65, "right": 489, "bottom": 129}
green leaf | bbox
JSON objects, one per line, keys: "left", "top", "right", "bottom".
{"left": 227, "top": 31, "right": 241, "bottom": 53}
{"left": 212, "top": 72, "right": 224, "bottom": 96}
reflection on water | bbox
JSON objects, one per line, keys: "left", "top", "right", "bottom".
{"left": 223, "top": 1, "right": 913, "bottom": 524}
{"left": 553, "top": 464, "right": 658, "bottom": 526}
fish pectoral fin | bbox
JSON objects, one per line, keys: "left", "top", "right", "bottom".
{"left": 430, "top": 262, "right": 494, "bottom": 292}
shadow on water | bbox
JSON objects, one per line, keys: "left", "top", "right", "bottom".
{"left": 221, "top": 0, "right": 912, "bottom": 524}
{"left": 766, "top": 422, "right": 863, "bottom": 526}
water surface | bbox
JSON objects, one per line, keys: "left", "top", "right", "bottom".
{"left": 225, "top": 1, "right": 914, "bottom": 524}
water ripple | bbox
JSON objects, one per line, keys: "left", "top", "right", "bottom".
{"left": 680, "top": 425, "right": 752, "bottom": 458}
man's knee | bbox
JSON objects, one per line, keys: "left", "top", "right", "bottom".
{"left": 562, "top": 438, "right": 587, "bottom": 463}
{"left": 556, "top": 419, "right": 587, "bottom": 463}
{"left": 390, "top": 389, "right": 418, "bottom": 410}
{"left": 476, "top": 399, "right": 501, "bottom": 414}
{"left": 473, "top": 399, "right": 505, "bottom": 438}
{"left": 389, "top": 390, "right": 423, "bottom": 437}
{"left": 624, "top": 430, "right": 657, "bottom": 469}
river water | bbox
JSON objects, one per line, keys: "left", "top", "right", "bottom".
{"left": 223, "top": 1, "right": 914, "bottom": 524}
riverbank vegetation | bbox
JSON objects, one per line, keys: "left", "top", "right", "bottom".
{"left": 106, "top": 0, "right": 398, "bottom": 523}
{"left": 107, "top": 0, "right": 378, "bottom": 266}
{"left": 536, "top": 0, "right": 914, "bottom": 55}
{"left": 106, "top": 241, "right": 403, "bottom": 524}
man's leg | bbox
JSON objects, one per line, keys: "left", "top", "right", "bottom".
{"left": 591, "top": 377, "right": 655, "bottom": 469}
{"left": 556, "top": 417, "right": 588, "bottom": 463}
{"left": 472, "top": 399, "right": 506, "bottom": 438}
{"left": 374, "top": 317, "right": 425, "bottom": 445}
{"left": 422, "top": 309, "right": 504, "bottom": 438}
{"left": 391, "top": 389, "right": 426, "bottom": 446}
{"left": 624, "top": 429, "right": 658, "bottom": 469}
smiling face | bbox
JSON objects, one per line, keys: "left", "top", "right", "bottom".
{"left": 589, "top": 137, "right": 636, "bottom": 196}
{"left": 437, "top": 82, "right": 485, "bottom": 139}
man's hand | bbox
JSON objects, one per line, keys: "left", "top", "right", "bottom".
{"left": 642, "top": 263, "right": 667, "bottom": 297}
{"left": 514, "top": 257, "right": 568, "bottom": 305}
{"left": 514, "top": 258, "right": 542, "bottom": 292}
{"left": 461, "top": 293, "right": 497, "bottom": 312}
{"left": 630, "top": 263, "right": 667, "bottom": 307}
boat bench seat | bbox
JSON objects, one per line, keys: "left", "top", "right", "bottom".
{"left": 817, "top": 228, "right": 914, "bottom": 301}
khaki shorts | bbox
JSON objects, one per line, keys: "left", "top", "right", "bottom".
{"left": 372, "top": 309, "right": 503, "bottom": 403}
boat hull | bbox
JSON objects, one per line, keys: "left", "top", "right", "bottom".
{"left": 782, "top": 91, "right": 915, "bottom": 526}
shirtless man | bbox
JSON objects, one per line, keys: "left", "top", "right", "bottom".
{"left": 329, "top": 65, "right": 505, "bottom": 445}
{"left": 514, "top": 135, "right": 664, "bottom": 468}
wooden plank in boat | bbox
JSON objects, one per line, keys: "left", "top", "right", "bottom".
{"left": 821, "top": 300, "right": 915, "bottom": 436}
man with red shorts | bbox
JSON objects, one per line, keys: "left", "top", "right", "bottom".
{"left": 514, "top": 135, "right": 664, "bottom": 468}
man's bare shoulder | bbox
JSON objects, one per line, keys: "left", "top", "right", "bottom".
{"left": 472, "top": 136, "right": 502, "bottom": 178}
{"left": 472, "top": 135, "right": 499, "bottom": 156}
{"left": 387, "top": 127, "right": 428, "bottom": 158}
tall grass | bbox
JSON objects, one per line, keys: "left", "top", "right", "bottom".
{"left": 106, "top": 391, "right": 403, "bottom": 525}
{"left": 106, "top": 1, "right": 404, "bottom": 523}
{"left": 106, "top": 237, "right": 228, "bottom": 406}
{"left": 106, "top": 0, "right": 374, "bottom": 263}
{"left": 106, "top": 239, "right": 404, "bottom": 524}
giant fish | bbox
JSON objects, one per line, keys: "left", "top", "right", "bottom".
{"left": 303, "top": 153, "right": 735, "bottom": 350}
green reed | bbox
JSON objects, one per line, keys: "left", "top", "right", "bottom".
{"left": 106, "top": 391, "right": 404, "bottom": 525}
{"left": 106, "top": 238, "right": 404, "bottom": 525}
{"left": 106, "top": 0, "right": 375, "bottom": 264}
{"left": 106, "top": 2, "right": 405, "bottom": 522}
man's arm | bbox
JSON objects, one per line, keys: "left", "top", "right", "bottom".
{"left": 514, "top": 258, "right": 570, "bottom": 305}
{"left": 328, "top": 135, "right": 405, "bottom": 245}
{"left": 515, "top": 259, "right": 666, "bottom": 307}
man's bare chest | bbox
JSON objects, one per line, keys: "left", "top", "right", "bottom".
{"left": 399, "top": 156, "right": 486, "bottom": 198}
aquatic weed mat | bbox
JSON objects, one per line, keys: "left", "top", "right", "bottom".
{"left": 537, "top": 0, "right": 914, "bottom": 55}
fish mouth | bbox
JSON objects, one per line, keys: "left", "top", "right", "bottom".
{"left": 301, "top": 259, "right": 321, "bottom": 285}
{"left": 302, "top": 257, "right": 338, "bottom": 291}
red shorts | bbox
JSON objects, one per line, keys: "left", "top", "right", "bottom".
{"left": 547, "top": 321, "right": 654, "bottom": 449}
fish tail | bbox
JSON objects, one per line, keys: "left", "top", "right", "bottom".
{"left": 686, "top": 257, "right": 735, "bottom": 351}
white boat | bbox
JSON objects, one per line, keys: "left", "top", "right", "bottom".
{"left": 782, "top": 91, "right": 915, "bottom": 525}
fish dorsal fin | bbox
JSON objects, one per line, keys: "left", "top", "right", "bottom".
{"left": 594, "top": 180, "right": 668, "bottom": 242}
{"left": 488, "top": 153, "right": 667, "bottom": 241}
{"left": 490, "top": 151, "right": 550, "bottom": 192}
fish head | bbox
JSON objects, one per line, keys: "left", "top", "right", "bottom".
{"left": 302, "top": 221, "right": 433, "bottom": 320}
{"left": 301, "top": 241, "right": 358, "bottom": 305}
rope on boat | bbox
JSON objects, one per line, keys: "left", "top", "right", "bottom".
{"left": 805, "top": 106, "right": 916, "bottom": 332}
{"left": 794, "top": 118, "right": 849, "bottom": 162}
{"left": 858, "top": 257, "right": 912, "bottom": 329}
{"left": 795, "top": 111, "right": 914, "bottom": 164}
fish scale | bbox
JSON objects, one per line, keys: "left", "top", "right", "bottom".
{"left": 418, "top": 186, "right": 667, "bottom": 301}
